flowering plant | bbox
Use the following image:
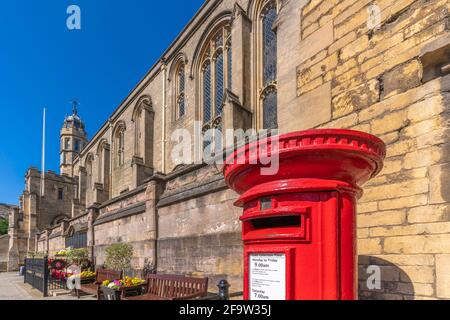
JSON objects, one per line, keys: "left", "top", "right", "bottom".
{"left": 101, "top": 277, "right": 146, "bottom": 290}
{"left": 107, "top": 280, "right": 123, "bottom": 290}
{"left": 55, "top": 249, "right": 68, "bottom": 256}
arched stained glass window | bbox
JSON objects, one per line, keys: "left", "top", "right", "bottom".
{"left": 114, "top": 126, "right": 125, "bottom": 167}
{"left": 215, "top": 51, "right": 224, "bottom": 115}
{"left": 86, "top": 155, "right": 93, "bottom": 189}
{"left": 97, "top": 149, "right": 103, "bottom": 183}
{"left": 118, "top": 130, "right": 125, "bottom": 166}
{"left": 263, "top": 89, "right": 278, "bottom": 130}
{"left": 200, "top": 25, "right": 232, "bottom": 125}
{"left": 263, "top": 5, "right": 277, "bottom": 85}
{"left": 203, "top": 61, "right": 212, "bottom": 123}
{"left": 177, "top": 64, "right": 186, "bottom": 118}
{"left": 259, "top": 1, "right": 278, "bottom": 130}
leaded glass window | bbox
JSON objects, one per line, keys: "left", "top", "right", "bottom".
{"left": 66, "top": 232, "right": 87, "bottom": 249}
{"left": 215, "top": 33, "right": 223, "bottom": 48}
{"left": 263, "top": 5, "right": 277, "bottom": 86}
{"left": 86, "top": 156, "right": 93, "bottom": 188}
{"left": 259, "top": 1, "right": 278, "bottom": 130}
{"left": 263, "top": 89, "right": 278, "bottom": 130}
{"left": 119, "top": 130, "right": 125, "bottom": 166}
{"left": 200, "top": 26, "right": 232, "bottom": 125}
{"left": 115, "top": 127, "right": 125, "bottom": 167}
{"left": 215, "top": 52, "right": 224, "bottom": 115}
{"left": 177, "top": 65, "right": 186, "bottom": 118}
{"left": 203, "top": 61, "right": 212, "bottom": 123}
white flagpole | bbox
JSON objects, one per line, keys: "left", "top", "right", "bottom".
{"left": 41, "top": 108, "right": 46, "bottom": 197}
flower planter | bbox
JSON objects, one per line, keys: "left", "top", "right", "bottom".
{"left": 101, "top": 286, "right": 122, "bottom": 300}
{"left": 101, "top": 283, "right": 147, "bottom": 300}
{"left": 80, "top": 277, "right": 96, "bottom": 285}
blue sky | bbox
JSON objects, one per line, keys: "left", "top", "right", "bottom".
{"left": 0, "top": 0, "right": 204, "bottom": 205}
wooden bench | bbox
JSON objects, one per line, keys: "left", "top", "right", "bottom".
{"left": 123, "top": 274, "right": 208, "bottom": 300}
{"left": 78, "top": 269, "right": 123, "bottom": 300}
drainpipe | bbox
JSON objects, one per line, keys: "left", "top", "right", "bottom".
{"left": 161, "top": 61, "right": 167, "bottom": 174}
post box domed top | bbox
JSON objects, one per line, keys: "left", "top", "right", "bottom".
{"left": 223, "top": 129, "right": 386, "bottom": 200}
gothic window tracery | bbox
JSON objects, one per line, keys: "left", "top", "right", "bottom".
{"left": 86, "top": 155, "right": 93, "bottom": 190}
{"left": 257, "top": 1, "right": 279, "bottom": 130}
{"left": 200, "top": 25, "right": 232, "bottom": 130}
{"left": 134, "top": 109, "right": 142, "bottom": 157}
{"left": 114, "top": 125, "right": 126, "bottom": 167}
{"left": 177, "top": 64, "right": 186, "bottom": 119}
{"left": 97, "top": 143, "right": 105, "bottom": 183}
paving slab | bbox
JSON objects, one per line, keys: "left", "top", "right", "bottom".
{"left": 0, "top": 272, "right": 95, "bottom": 300}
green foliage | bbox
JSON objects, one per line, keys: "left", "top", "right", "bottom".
{"left": 66, "top": 248, "right": 89, "bottom": 264}
{"left": 105, "top": 243, "right": 134, "bottom": 271}
{"left": 0, "top": 218, "right": 8, "bottom": 235}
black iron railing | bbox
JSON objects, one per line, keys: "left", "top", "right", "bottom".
{"left": 24, "top": 256, "right": 49, "bottom": 297}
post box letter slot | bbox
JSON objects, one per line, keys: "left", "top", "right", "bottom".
{"left": 243, "top": 212, "right": 309, "bottom": 241}
{"left": 251, "top": 216, "right": 301, "bottom": 230}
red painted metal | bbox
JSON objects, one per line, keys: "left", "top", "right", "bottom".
{"left": 223, "top": 129, "right": 386, "bottom": 300}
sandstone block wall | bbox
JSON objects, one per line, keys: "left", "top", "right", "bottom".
{"left": 157, "top": 165, "right": 243, "bottom": 292}
{"left": 93, "top": 213, "right": 155, "bottom": 271}
{"left": 93, "top": 185, "right": 157, "bottom": 273}
{"left": 48, "top": 236, "right": 65, "bottom": 255}
{"left": 296, "top": 0, "right": 450, "bottom": 300}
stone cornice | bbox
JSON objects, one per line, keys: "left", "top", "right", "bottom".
{"left": 93, "top": 202, "right": 146, "bottom": 227}
{"left": 157, "top": 173, "right": 227, "bottom": 208}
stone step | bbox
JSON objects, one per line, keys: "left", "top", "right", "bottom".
{"left": 50, "top": 289, "right": 72, "bottom": 297}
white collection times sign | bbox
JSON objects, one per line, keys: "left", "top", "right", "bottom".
{"left": 249, "top": 253, "right": 286, "bottom": 300}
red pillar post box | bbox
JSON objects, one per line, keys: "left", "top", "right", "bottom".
{"left": 223, "top": 129, "right": 386, "bottom": 300}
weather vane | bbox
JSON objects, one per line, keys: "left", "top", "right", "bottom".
{"left": 70, "top": 99, "right": 79, "bottom": 116}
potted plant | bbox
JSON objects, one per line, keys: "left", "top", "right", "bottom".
{"left": 65, "top": 248, "right": 95, "bottom": 283}
{"left": 101, "top": 277, "right": 147, "bottom": 300}
{"left": 104, "top": 243, "right": 134, "bottom": 272}
{"left": 67, "top": 248, "right": 89, "bottom": 265}
{"left": 101, "top": 243, "right": 137, "bottom": 300}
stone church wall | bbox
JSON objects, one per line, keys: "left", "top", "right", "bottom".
{"left": 93, "top": 183, "right": 157, "bottom": 272}
{"left": 11, "top": 0, "right": 450, "bottom": 299}
{"left": 157, "top": 165, "right": 242, "bottom": 292}
{"left": 295, "top": 0, "right": 450, "bottom": 299}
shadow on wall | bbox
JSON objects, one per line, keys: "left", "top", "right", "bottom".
{"left": 359, "top": 256, "right": 414, "bottom": 300}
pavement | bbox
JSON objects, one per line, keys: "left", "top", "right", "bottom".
{"left": 0, "top": 272, "right": 95, "bottom": 300}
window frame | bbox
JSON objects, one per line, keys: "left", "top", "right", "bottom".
{"left": 118, "top": 130, "right": 125, "bottom": 166}
{"left": 85, "top": 155, "right": 93, "bottom": 190}
{"left": 255, "top": 0, "right": 279, "bottom": 131}
{"left": 57, "top": 188, "right": 64, "bottom": 201}
{"left": 65, "top": 232, "right": 88, "bottom": 249}
{"left": 74, "top": 139, "right": 80, "bottom": 152}
{"left": 200, "top": 25, "right": 232, "bottom": 129}
{"left": 65, "top": 138, "right": 70, "bottom": 150}
{"left": 176, "top": 63, "right": 186, "bottom": 120}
